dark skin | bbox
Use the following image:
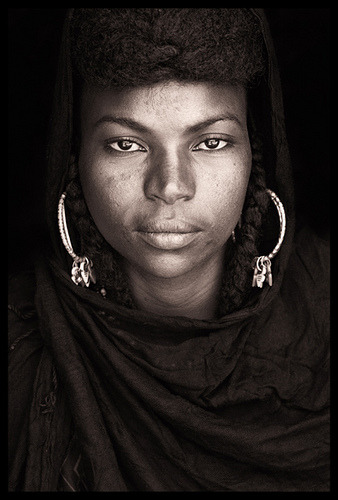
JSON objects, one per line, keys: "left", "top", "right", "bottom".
{"left": 79, "top": 80, "right": 251, "bottom": 319}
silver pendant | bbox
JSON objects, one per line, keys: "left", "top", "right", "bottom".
{"left": 252, "top": 256, "right": 272, "bottom": 288}
{"left": 71, "top": 257, "right": 96, "bottom": 287}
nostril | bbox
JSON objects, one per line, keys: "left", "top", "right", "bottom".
{"left": 145, "top": 179, "right": 195, "bottom": 204}
{"left": 144, "top": 154, "right": 196, "bottom": 204}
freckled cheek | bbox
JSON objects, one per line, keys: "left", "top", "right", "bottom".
{"left": 206, "top": 163, "right": 250, "bottom": 240}
{"left": 79, "top": 159, "right": 141, "bottom": 239}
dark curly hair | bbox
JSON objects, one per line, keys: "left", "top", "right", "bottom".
{"left": 70, "top": 8, "right": 266, "bottom": 89}
{"left": 65, "top": 8, "right": 270, "bottom": 315}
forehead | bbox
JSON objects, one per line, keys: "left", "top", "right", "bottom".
{"left": 81, "top": 80, "right": 248, "bottom": 131}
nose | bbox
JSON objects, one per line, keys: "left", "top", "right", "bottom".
{"left": 144, "top": 149, "right": 196, "bottom": 204}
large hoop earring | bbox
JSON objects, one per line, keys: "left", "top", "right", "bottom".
{"left": 252, "top": 188, "right": 286, "bottom": 288}
{"left": 57, "top": 192, "right": 96, "bottom": 287}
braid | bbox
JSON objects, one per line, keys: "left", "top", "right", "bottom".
{"left": 64, "top": 161, "right": 134, "bottom": 307}
{"left": 64, "top": 135, "right": 270, "bottom": 316}
{"left": 63, "top": 8, "right": 270, "bottom": 314}
{"left": 219, "top": 133, "right": 270, "bottom": 315}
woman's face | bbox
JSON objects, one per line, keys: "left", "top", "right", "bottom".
{"left": 79, "top": 81, "right": 251, "bottom": 281}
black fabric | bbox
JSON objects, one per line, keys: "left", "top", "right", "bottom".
{"left": 8, "top": 226, "right": 329, "bottom": 491}
{"left": 8, "top": 8, "right": 329, "bottom": 492}
{"left": 58, "top": 434, "right": 89, "bottom": 491}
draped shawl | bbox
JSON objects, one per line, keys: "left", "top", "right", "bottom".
{"left": 8, "top": 8, "right": 330, "bottom": 491}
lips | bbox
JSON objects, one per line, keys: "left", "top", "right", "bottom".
{"left": 137, "top": 220, "right": 202, "bottom": 233}
{"left": 136, "top": 220, "right": 202, "bottom": 250}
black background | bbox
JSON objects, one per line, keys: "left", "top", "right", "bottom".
{"left": 8, "top": 8, "right": 330, "bottom": 273}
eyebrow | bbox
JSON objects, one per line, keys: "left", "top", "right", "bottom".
{"left": 94, "top": 116, "right": 149, "bottom": 133}
{"left": 94, "top": 113, "right": 243, "bottom": 133}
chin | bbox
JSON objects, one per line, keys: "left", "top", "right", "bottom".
{"left": 130, "top": 252, "right": 201, "bottom": 280}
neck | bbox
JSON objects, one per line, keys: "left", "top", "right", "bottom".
{"left": 125, "top": 256, "right": 224, "bottom": 320}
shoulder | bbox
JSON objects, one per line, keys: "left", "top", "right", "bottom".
{"left": 293, "top": 224, "right": 329, "bottom": 275}
{"left": 8, "top": 269, "right": 45, "bottom": 489}
{"left": 256, "top": 223, "right": 329, "bottom": 355}
{"left": 8, "top": 266, "right": 44, "bottom": 371}
{"left": 276, "top": 223, "right": 330, "bottom": 351}
{"left": 8, "top": 268, "right": 41, "bottom": 349}
{"left": 8, "top": 267, "right": 37, "bottom": 314}
{"left": 252, "top": 225, "right": 330, "bottom": 411}
{"left": 285, "top": 224, "right": 329, "bottom": 301}
{"left": 8, "top": 268, "right": 44, "bottom": 369}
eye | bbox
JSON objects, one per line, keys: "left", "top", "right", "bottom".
{"left": 193, "top": 138, "right": 229, "bottom": 151}
{"left": 106, "top": 139, "right": 146, "bottom": 153}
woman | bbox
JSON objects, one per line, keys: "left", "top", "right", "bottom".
{"left": 8, "top": 9, "right": 329, "bottom": 491}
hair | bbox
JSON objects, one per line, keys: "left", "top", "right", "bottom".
{"left": 65, "top": 8, "right": 270, "bottom": 315}
{"left": 69, "top": 8, "right": 266, "bottom": 89}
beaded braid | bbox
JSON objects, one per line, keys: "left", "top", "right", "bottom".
{"left": 64, "top": 9, "right": 270, "bottom": 312}
{"left": 219, "top": 134, "right": 269, "bottom": 315}
{"left": 64, "top": 161, "right": 134, "bottom": 307}
{"left": 64, "top": 131, "right": 269, "bottom": 314}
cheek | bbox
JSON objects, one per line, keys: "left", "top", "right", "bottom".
{"left": 202, "top": 158, "right": 251, "bottom": 236}
{"left": 79, "top": 156, "right": 138, "bottom": 239}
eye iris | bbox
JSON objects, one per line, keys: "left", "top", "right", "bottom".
{"left": 118, "top": 140, "right": 133, "bottom": 150}
{"left": 205, "top": 139, "right": 220, "bottom": 149}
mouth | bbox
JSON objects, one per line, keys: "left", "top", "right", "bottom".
{"left": 136, "top": 220, "right": 202, "bottom": 250}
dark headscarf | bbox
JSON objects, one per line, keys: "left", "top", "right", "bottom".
{"left": 9, "top": 9, "right": 329, "bottom": 491}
